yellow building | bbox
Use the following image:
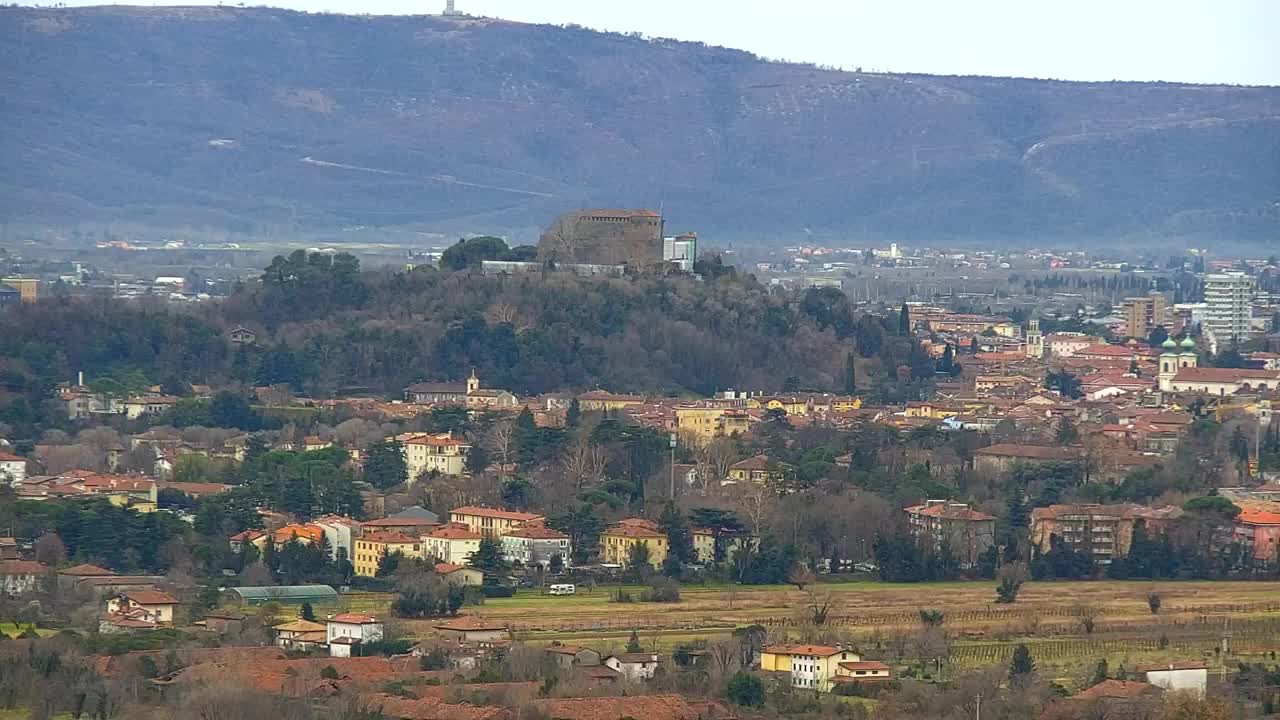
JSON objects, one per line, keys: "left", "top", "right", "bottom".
{"left": 761, "top": 397, "right": 808, "bottom": 415}
{"left": 902, "top": 401, "right": 960, "bottom": 420}
{"left": 761, "top": 644, "right": 861, "bottom": 692}
{"left": 400, "top": 433, "right": 470, "bottom": 480}
{"left": 831, "top": 397, "right": 862, "bottom": 412}
{"left": 352, "top": 531, "right": 423, "bottom": 577}
{"left": 675, "top": 406, "right": 751, "bottom": 446}
{"left": 600, "top": 523, "right": 668, "bottom": 568}
{"left": 1, "top": 278, "right": 38, "bottom": 303}
{"left": 448, "top": 506, "right": 544, "bottom": 539}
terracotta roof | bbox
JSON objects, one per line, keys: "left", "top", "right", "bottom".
{"left": 763, "top": 644, "right": 843, "bottom": 657}
{"left": 0, "top": 452, "right": 24, "bottom": 462}
{"left": 120, "top": 590, "right": 178, "bottom": 605}
{"left": 427, "top": 527, "right": 482, "bottom": 540}
{"left": 403, "top": 433, "right": 470, "bottom": 447}
{"left": 905, "top": 503, "right": 996, "bottom": 521}
{"left": 158, "top": 481, "right": 230, "bottom": 496}
{"left": 1171, "top": 367, "right": 1280, "bottom": 383}
{"left": 607, "top": 652, "right": 658, "bottom": 664}
{"left": 1072, "top": 679, "right": 1163, "bottom": 700}
{"left": 330, "top": 613, "right": 379, "bottom": 624}
{"left": 1238, "top": 507, "right": 1280, "bottom": 525}
{"left": 0, "top": 560, "right": 48, "bottom": 575}
{"left": 602, "top": 524, "right": 666, "bottom": 540}
{"left": 840, "top": 660, "right": 891, "bottom": 671}
{"left": 532, "top": 694, "right": 703, "bottom": 720}
{"left": 360, "top": 531, "right": 421, "bottom": 544}
{"left": 59, "top": 563, "right": 115, "bottom": 576}
{"left": 973, "top": 443, "right": 1082, "bottom": 460}
{"left": 272, "top": 619, "right": 327, "bottom": 633}
{"left": 450, "top": 506, "right": 543, "bottom": 522}
{"left": 503, "top": 524, "right": 568, "bottom": 540}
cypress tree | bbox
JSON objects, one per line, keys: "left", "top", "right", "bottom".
{"left": 844, "top": 353, "right": 857, "bottom": 394}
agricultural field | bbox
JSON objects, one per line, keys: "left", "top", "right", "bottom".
{"left": 323, "top": 579, "right": 1280, "bottom": 688}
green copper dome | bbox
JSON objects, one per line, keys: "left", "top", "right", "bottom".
{"left": 1161, "top": 337, "right": 1177, "bottom": 350}
{"left": 1180, "top": 336, "right": 1196, "bottom": 349}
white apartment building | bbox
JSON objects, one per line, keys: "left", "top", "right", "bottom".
{"left": 1203, "top": 272, "right": 1254, "bottom": 352}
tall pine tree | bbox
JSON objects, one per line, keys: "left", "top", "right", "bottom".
{"left": 898, "top": 302, "right": 912, "bottom": 334}
{"left": 843, "top": 353, "right": 857, "bottom": 395}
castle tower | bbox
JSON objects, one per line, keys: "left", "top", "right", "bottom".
{"left": 466, "top": 369, "right": 480, "bottom": 394}
{"left": 1025, "top": 319, "right": 1044, "bottom": 359}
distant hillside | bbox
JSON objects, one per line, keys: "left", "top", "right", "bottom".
{"left": 1, "top": 6, "right": 1278, "bottom": 246}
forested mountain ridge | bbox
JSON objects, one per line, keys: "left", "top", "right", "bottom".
{"left": 2, "top": 6, "right": 1278, "bottom": 245}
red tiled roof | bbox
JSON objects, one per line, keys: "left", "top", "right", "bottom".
{"left": 361, "top": 531, "right": 421, "bottom": 544}
{"left": 1072, "top": 679, "right": 1163, "bottom": 700}
{"left": 973, "top": 443, "right": 1082, "bottom": 460}
{"left": 532, "top": 694, "right": 703, "bottom": 720}
{"left": 1171, "top": 367, "right": 1280, "bottom": 383}
{"left": 503, "top": 525, "right": 568, "bottom": 540}
{"left": 602, "top": 524, "right": 666, "bottom": 540}
{"left": 330, "top": 613, "right": 379, "bottom": 624}
{"left": 428, "top": 527, "right": 482, "bottom": 540}
{"left": 121, "top": 590, "right": 178, "bottom": 605}
{"left": 434, "top": 562, "right": 469, "bottom": 574}
{"left": 763, "top": 644, "right": 843, "bottom": 657}
{"left": 905, "top": 503, "right": 996, "bottom": 521}
{"left": 59, "top": 563, "right": 115, "bottom": 576}
{"left": 0, "top": 452, "right": 24, "bottom": 462}
{"left": 840, "top": 660, "right": 891, "bottom": 671}
{"left": 450, "top": 506, "right": 542, "bottom": 522}
{"left": 0, "top": 560, "right": 48, "bottom": 575}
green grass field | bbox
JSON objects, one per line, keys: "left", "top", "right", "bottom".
{"left": 0, "top": 623, "right": 56, "bottom": 639}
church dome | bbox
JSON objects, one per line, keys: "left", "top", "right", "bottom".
{"left": 1180, "top": 337, "right": 1197, "bottom": 350}
{"left": 1161, "top": 337, "right": 1178, "bottom": 350}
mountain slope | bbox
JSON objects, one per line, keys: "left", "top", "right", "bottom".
{"left": 2, "top": 6, "right": 1278, "bottom": 245}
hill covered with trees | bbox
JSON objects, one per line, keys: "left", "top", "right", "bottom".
{"left": 2, "top": 6, "right": 1278, "bottom": 245}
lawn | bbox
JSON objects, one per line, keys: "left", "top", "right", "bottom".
{"left": 0, "top": 623, "right": 55, "bottom": 639}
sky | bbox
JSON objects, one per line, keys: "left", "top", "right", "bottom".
{"left": 52, "top": 0, "right": 1280, "bottom": 85}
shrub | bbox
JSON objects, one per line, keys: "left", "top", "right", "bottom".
{"left": 726, "top": 671, "right": 765, "bottom": 708}
{"left": 642, "top": 577, "right": 681, "bottom": 603}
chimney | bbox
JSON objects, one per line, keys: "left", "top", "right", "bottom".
{"left": 78, "top": 371, "right": 84, "bottom": 387}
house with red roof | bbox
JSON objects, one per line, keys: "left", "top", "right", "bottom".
{"left": 448, "top": 506, "right": 543, "bottom": 539}
{"left": 326, "top": 613, "right": 384, "bottom": 657}
{"left": 0, "top": 452, "right": 26, "bottom": 486}
{"left": 106, "top": 590, "right": 178, "bottom": 624}
{"left": 0, "top": 560, "right": 48, "bottom": 595}
{"left": 904, "top": 500, "right": 996, "bottom": 568}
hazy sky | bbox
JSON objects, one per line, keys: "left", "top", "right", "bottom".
{"left": 53, "top": 0, "right": 1279, "bottom": 85}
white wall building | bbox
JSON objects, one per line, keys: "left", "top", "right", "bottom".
{"left": 0, "top": 452, "right": 26, "bottom": 487}
{"left": 313, "top": 515, "right": 362, "bottom": 562}
{"left": 1139, "top": 662, "right": 1207, "bottom": 697}
{"left": 326, "top": 613, "right": 384, "bottom": 657}
{"left": 501, "top": 525, "right": 573, "bottom": 570}
{"left": 1203, "top": 272, "right": 1254, "bottom": 352}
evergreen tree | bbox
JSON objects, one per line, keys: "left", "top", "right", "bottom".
{"left": 939, "top": 343, "right": 954, "bottom": 374}
{"left": 513, "top": 407, "right": 540, "bottom": 465}
{"left": 364, "top": 440, "right": 408, "bottom": 489}
{"left": 261, "top": 537, "right": 279, "bottom": 575}
{"left": 468, "top": 538, "right": 510, "bottom": 575}
{"left": 1091, "top": 659, "right": 1109, "bottom": 685}
{"left": 628, "top": 541, "right": 652, "bottom": 572}
{"left": 566, "top": 398, "right": 581, "bottom": 428}
{"left": 625, "top": 629, "right": 644, "bottom": 653}
{"left": 659, "top": 501, "right": 693, "bottom": 576}
{"left": 726, "top": 672, "right": 766, "bottom": 708}
{"left": 899, "top": 302, "right": 911, "bottom": 334}
{"left": 1055, "top": 416, "right": 1080, "bottom": 445}
{"left": 300, "top": 602, "right": 316, "bottom": 622}
{"left": 465, "top": 444, "right": 491, "bottom": 475}
{"left": 1009, "top": 644, "right": 1036, "bottom": 679}
{"left": 375, "top": 549, "right": 402, "bottom": 578}
{"left": 843, "top": 352, "right": 857, "bottom": 395}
